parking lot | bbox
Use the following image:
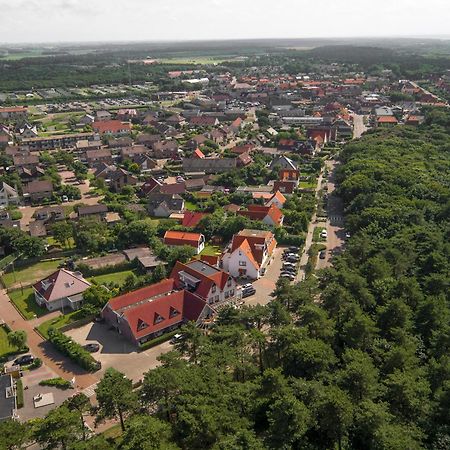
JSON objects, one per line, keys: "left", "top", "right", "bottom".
{"left": 65, "top": 322, "right": 173, "bottom": 382}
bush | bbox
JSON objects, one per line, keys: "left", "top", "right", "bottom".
{"left": 139, "top": 331, "right": 177, "bottom": 351}
{"left": 29, "top": 357, "right": 42, "bottom": 370}
{"left": 47, "top": 328, "right": 98, "bottom": 372}
{"left": 16, "top": 378, "right": 24, "bottom": 408}
{"left": 39, "top": 377, "right": 72, "bottom": 390}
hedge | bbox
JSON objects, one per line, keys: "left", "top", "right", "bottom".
{"left": 16, "top": 379, "right": 24, "bottom": 408}
{"left": 139, "top": 330, "right": 177, "bottom": 351}
{"left": 39, "top": 377, "right": 72, "bottom": 390}
{"left": 47, "top": 328, "right": 99, "bottom": 372}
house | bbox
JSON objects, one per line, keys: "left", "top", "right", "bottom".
{"left": 116, "top": 109, "right": 138, "bottom": 121}
{"left": 273, "top": 180, "right": 297, "bottom": 194}
{"left": 120, "top": 145, "right": 149, "bottom": 160}
{"left": 182, "top": 211, "right": 206, "bottom": 228}
{"left": 231, "top": 143, "right": 255, "bottom": 155}
{"left": 33, "top": 269, "right": 91, "bottom": 311}
{"left": 0, "top": 182, "right": 19, "bottom": 208}
{"left": 85, "top": 149, "right": 113, "bottom": 165}
{"left": 237, "top": 151, "right": 253, "bottom": 167}
{"left": 92, "top": 120, "right": 132, "bottom": 136}
{"left": 95, "top": 110, "right": 112, "bottom": 122}
{"left": 13, "top": 154, "right": 39, "bottom": 170}
{"left": 22, "top": 133, "right": 96, "bottom": 151}
{"left": 164, "top": 231, "right": 205, "bottom": 254}
{"left": 23, "top": 180, "right": 53, "bottom": 203}
{"left": 189, "top": 116, "right": 219, "bottom": 127}
{"left": 122, "top": 247, "right": 166, "bottom": 274}
{"left": 108, "top": 168, "right": 138, "bottom": 192}
{"left": 78, "top": 204, "right": 108, "bottom": 220}
{"left": 183, "top": 157, "right": 237, "bottom": 174}
{"left": 377, "top": 116, "right": 398, "bottom": 126}
{"left": 137, "top": 133, "right": 162, "bottom": 147}
{"left": 221, "top": 229, "right": 277, "bottom": 279}
{"left": 18, "top": 123, "right": 38, "bottom": 139}
{"left": 109, "top": 137, "right": 134, "bottom": 148}
{"left": 279, "top": 168, "right": 300, "bottom": 183}
{"left": 79, "top": 114, "right": 95, "bottom": 125}
{"left": 147, "top": 192, "right": 185, "bottom": 217}
{"left": 34, "top": 206, "right": 65, "bottom": 221}
{"left": 171, "top": 259, "right": 237, "bottom": 305}
{"left": 101, "top": 278, "right": 212, "bottom": 346}
{"left": 237, "top": 204, "right": 284, "bottom": 227}
{"left": 184, "top": 178, "right": 206, "bottom": 192}
{"left": 152, "top": 140, "right": 179, "bottom": 159}
{"left": 0, "top": 106, "right": 28, "bottom": 121}
{"left": 0, "top": 374, "right": 17, "bottom": 421}
{"left": 29, "top": 220, "right": 47, "bottom": 237}
{"left": 269, "top": 155, "right": 298, "bottom": 171}
{"left": 192, "top": 148, "right": 205, "bottom": 159}
{"left": 133, "top": 154, "right": 158, "bottom": 172}
{"left": 265, "top": 191, "right": 287, "bottom": 209}
{"left": 186, "top": 134, "right": 208, "bottom": 149}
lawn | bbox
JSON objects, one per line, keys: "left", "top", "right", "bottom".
{"left": 36, "top": 310, "right": 84, "bottom": 339}
{"left": 200, "top": 245, "right": 222, "bottom": 257}
{"left": 8, "top": 287, "right": 47, "bottom": 320}
{"left": 88, "top": 270, "right": 135, "bottom": 287}
{"left": 0, "top": 325, "right": 19, "bottom": 358}
{"left": 184, "top": 201, "right": 199, "bottom": 211}
{"left": 299, "top": 180, "right": 317, "bottom": 189}
{"left": 2, "top": 259, "right": 63, "bottom": 289}
{"left": 313, "top": 227, "right": 327, "bottom": 243}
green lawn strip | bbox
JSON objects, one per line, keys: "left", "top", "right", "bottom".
{"left": 2, "top": 259, "right": 63, "bottom": 288}
{"left": 8, "top": 288, "right": 47, "bottom": 320}
{"left": 0, "top": 326, "right": 19, "bottom": 358}
{"left": 88, "top": 270, "right": 135, "bottom": 287}
{"left": 200, "top": 244, "right": 221, "bottom": 257}
{"left": 184, "top": 201, "right": 199, "bottom": 211}
{"left": 16, "top": 379, "right": 24, "bottom": 408}
{"left": 299, "top": 180, "right": 317, "bottom": 189}
{"left": 313, "top": 227, "right": 327, "bottom": 242}
{"left": 36, "top": 310, "right": 84, "bottom": 339}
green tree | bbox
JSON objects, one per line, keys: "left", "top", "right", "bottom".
{"left": 82, "top": 285, "right": 111, "bottom": 309}
{"left": 0, "top": 419, "right": 30, "bottom": 450}
{"left": 8, "top": 330, "right": 27, "bottom": 350}
{"left": 64, "top": 393, "right": 91, "bottom": 441}
{"left": 51, "top": 221, "right": 74, "bottom": 248}
{"left": 95, "top": 368, "right": 137, "bottom": 431}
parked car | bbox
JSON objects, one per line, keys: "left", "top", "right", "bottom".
{"left": 83, "top": 343, "right": 100, "bottom": 353}
{"left": 320, "top": 230, "right": 328, "bottom": 239}
{"left": 280, "top": 273, "right": 295, "bottom": 281}
{"left": 61, "top": 195, "right": 69, "bottom": 202}
{"left": 14, "top": 354, "right": 34, "bottom": 366}
{"left": 345, "top": 232, "right": 351, "bottom": 239}
{"left": 241, "top": 283, "right": 253, "bottom": 291}
{"left": 242, "top": 287, "right": 256, "bottom": 298}
{"left": 288, "top": 246, "right": 300, "bottom": 252}
{"left": 319, "top": 250, "right": 326, "bottom": 259}
{"left": 170, "top": 333, "right": 183, "bottom": 345}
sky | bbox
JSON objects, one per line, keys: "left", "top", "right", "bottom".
{"left": 1, "top": 0, "right": 449, "bottom": 44}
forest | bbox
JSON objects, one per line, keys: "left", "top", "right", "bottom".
{"left": 1, "top": 110, "right": 449, "bottom": 449}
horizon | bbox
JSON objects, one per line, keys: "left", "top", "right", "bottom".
{"left": 2, "top": 0, "right": 450, "bottom": 44}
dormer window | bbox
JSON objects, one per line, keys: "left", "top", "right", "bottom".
{"left": 169, "top": 307, "right": 180, "bottom": 318}
{"left": 137, "top": 319, "right": 148, "bottom": 331}
{"left": 154, "top": 313, "right": 164, "bottom": 325}
{"left": 211, "top": 284, "right": 216, "bottom": 293}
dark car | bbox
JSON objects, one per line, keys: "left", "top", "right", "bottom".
{"left": 242, "top": 288, "right": 256, "bottom": 298}
{"left": 14, "top": 354, "right": 34, "bottom": 366}
{"left": 288, "top": 246, "right": 300, "bottom": 253}
{"left": 83, "top": 343, "right": 100, "bottom": 353}
{"left": 319, "top": 250, "right": 326, "bottom": 259}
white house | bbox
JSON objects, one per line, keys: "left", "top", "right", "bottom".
{"left": 0, "top": 182, "right": 19, "bottom": 209}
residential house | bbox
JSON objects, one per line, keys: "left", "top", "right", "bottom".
{"left": 171, "top": 259, "right": 237, "bottom": 305}
{"left": 189, "top": 116, "right": 219, "bottom": 127}
{"left": 34, "top": 206, "right": 65, "bottom": 221}
{"left": 137, "top": 133, "right": 162, "bottom": 148}
{"left": 164, "top": 230, "right": 205, "bottom": 254}
{"left": 152, "top": 140, "right": 179, "bottom": 159}
{"left": 13, "top": 154, "right": 39, "bottom": 170}
{"left": 237, "top": 204, "right": 284, "bottom": 227}
{"left": 183, "top": 157, "right": 237, "bottom": 174}
{"left": 192, "top": 148, "right": 205, "bottom": 159}
{"left": 23, "top": 180, "right": 53, "bottom": 203}
{"left": 269, "top": 155, "right": 298, "bottom": 171}
{"left": 120, "top": 145, "right": 149, "bottom": 160}
{"left": 221, "top": 229, "right": 277, "bottom": 279}
{"left": 0, "top": 182, "right": 19, "bottom": 208}
{"left": 265, "top": 191, "right": 287, "bottom": 209}
{"left": 101, "top": 278, "right": 211, "bottom": 346}
{"left": 0, "top": 106, "right": 28, "bottom": 121}
{"left": 92, "top": 120, "right": 132, "bottom": 136}
{"left": 95, "top": 110, "right": 112, "bottom": 122}
{"left": 0, "top": 374, "right": 17, "bottom": 421}
{"left": 108, "top": 168, "right": 138, "bottom": 192}
{"left": 147, "top": 193, "right": 185, "bottom": 217}
{"left": 85, "top": 149, "right": 113, "bottom": 165}
{"left": 33, "top": 269, "right": 91, "bottom": 311}
{"left": 109, "top": 137, "right": 133, "bottom": 148}
{"left": 78, "top": 204, "right": 108, "bottom": 220}
{"left": 182, "top": 211, "right": 206, "bottom": 228}
{"left": 122, "top": 247, "right": 166, "bottom": 274}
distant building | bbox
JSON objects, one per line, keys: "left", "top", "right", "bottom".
{"left": 164, "top": 231, "right": 205, "bottom": 254}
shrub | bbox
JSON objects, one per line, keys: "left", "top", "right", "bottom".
{"left": 47, "top": 328, "right": 98, "bottom": 372}
{"left": 139, "top": 331, "right": 177, "bottom": 351}
{"left": 39, "top": 377, "right": 72, "bottom": 390}
{"left": 16, "top": 378, "right": 24, "bottom": 408}
{"left": 30, "top": 357, "right": 42, "bottom": 369}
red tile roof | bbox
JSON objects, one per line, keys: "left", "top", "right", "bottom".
{"left": 93, "top": 120, "right": 132, "bottom": 134}
{"left": 377, "top": 116, "right": 398, "bottom": 124}
{"left": 230, "top": 229, "right": 276, "bottom": 266}
{"left": 164, "top": 230, "right": 204, "bottom": 248}
{"left": 193, "top": 148, "right": 205, "bottom": 159}
{"left": 182, "top": 211, "right": 206, "bottom": 228}
{"left": 237, "top": 204, "right": 283, "bottom": 226}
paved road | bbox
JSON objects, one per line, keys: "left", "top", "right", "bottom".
{"left": 0, "top": 289, "right": 99, "bottom": 389}
{"left": 316, "top": 160, "right": 345, "bottom": 270}
{"left": 352, "top": 114, "right": 367, "bottom": 139}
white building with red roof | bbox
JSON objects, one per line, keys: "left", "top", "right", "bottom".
{"left": 33, "top": 269, "right": 91, "bottom": 312}
{"left": 101, "top": 278, "right": 212, "bottom": 346}
{"left": 164, "top": 230, "right": 205, "bottom": 254}
{"left": 221, "top": 229, "right": 277, "bottom": 279}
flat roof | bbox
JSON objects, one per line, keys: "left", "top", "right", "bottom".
{"left": 186, "top": 260, "right": 220, "bottom": 277}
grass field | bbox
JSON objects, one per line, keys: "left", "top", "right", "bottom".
{"left": 2, "top": 259, "right": 63, "bottom": 288}
{"left": 89, "top": 270, "right": 135, "bottom": 287}
{"left": 200, "top": 245, "right": 221, "bottom": 257}
{"left": 299, "top": 180, "right": 317, "bottom": 189}
{"left": 8, "top": 287, "right": 47, "bottom": 320}
{"left": 158, "top": 57, "right": 228, "bottom": 65}
{"left": 36, "top": 310, "right": 82, "bottom": 339}
{"left": 313, "top": 227, "right": 327, "bottom": 242}
{"left": 2, "top": 259, "right": 63, "bottom": 289}
{"left": 184, "top": 201, "right": 199, "bottom": 211}
{"left": 0, "top": 325, "right": 19, "bottom": 357}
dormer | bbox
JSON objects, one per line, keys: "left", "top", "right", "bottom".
{"left": 153, "top": 313, "right": 165, "bottom": 325}
{"left": 169, "top": 307, "right": 180, "bottom": 319}
{"left": 137, "top": 318, "right": 149, "bottom": 331}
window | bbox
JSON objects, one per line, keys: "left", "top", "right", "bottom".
{"left": 211, "top": 284, "right": 216, "bottom": 293}
{"left": 153, "top": 313, "right": 165, "bottom": 325}
{"left": 137, "top": 319, "right": 148, "bottom": 331}
{"left": 169, "top": 307, "right": 180, "bottom": 318}
{"left": 230, "top": 289, "right": 235, "bottom": 296}
{"left": 227, "top": 278, "right": 232, "bottom": 287}
{"left": 239, "top": 261, "right": 247, "bottom": 267}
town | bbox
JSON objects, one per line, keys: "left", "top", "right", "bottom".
{"left": 0, "top": 35, "right": 449, "bottom": 450}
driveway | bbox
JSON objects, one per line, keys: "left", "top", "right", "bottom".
{"left": 66, "top": 322, "right": 173, "bottom": 383}
{"left": 352, "top": 114, "right": 367, "bottom": 139}
{"left": 241, "top": 246, "right": 284, "bottom": 306}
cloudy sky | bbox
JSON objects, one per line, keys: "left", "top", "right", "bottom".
{"left": 1, "top": 0, "right": 449, "bottom": 43}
